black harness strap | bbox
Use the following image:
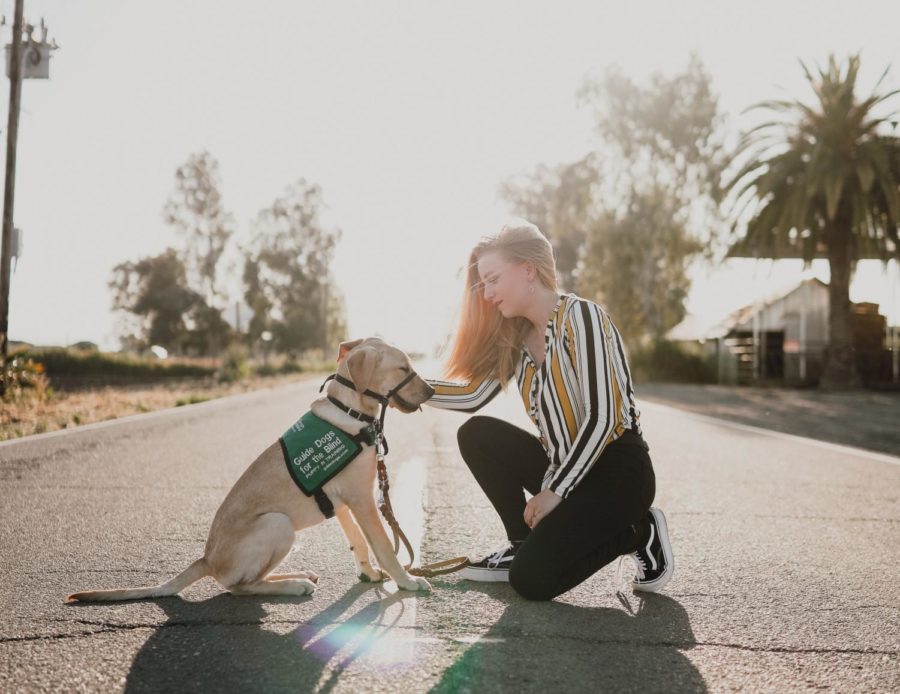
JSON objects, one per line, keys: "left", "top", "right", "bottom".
{"left": 295, "top": 423, "right": 377, "bottom": 520}
{"left": 313, "top": 488, "right": 335, "bottom": 518}
{"left": 311, "top": 369, "right": 417, "bottom": 517}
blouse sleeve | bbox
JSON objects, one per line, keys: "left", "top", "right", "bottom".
{"left": 423, "top": 373, "right": 503, "bottom": 413}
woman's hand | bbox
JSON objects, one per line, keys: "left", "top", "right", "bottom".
{"left": 524, "top": 489, "right": 562, "bottom": 529}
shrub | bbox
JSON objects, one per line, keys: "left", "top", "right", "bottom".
{"left": 18, "top": 346, "right": 213, "bottom": 387}
{"left": 278, "top": 356, "right": 303, "bottom": 374}
{"left": 629, "top": 338, "right": 716, "bottom": 384}
{"left": 255, "top": 363, "right": 277, "bottom": 376}
{"left": 176, "top": 394, "right": 210, "bottom": 406}
{"left": 1, "top": 354, "right": 53, "bottom": 402}
{"left": 217, "top": 343, "right": 252, "bottom": 383}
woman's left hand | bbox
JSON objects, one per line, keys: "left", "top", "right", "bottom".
{"left": 524, "top": 489, "right": 562, "bottom": 529}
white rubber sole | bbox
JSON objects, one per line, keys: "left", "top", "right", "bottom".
{"left": 459, "top": 565, "right": 510, "bottom": 582}
{"left": 632, "top": 507, "right": 674, "bottom": 593}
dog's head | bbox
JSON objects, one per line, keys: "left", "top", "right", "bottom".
{"left": 336, "top": 337, "right": 435, "bottom": 413}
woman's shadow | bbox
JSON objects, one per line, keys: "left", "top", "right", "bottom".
{"left": 101, "top": 583, "right": 417, "bottom": 693}
{"left": 428, "top": 581, "right": 707, "bottom": 692}
{"left": 72, "top": 581, "right": 704, "bottom": 692}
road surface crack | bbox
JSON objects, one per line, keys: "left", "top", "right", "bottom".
{"left": 4, "top": 620, "right": 897, "bottom": 658}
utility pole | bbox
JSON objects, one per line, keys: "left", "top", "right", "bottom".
{"left": 893, "top": 257, "right": 899, "bottom": 383}
{"left": 0, "top": 0, "right": 23, "bottom": 397}
{"left": 0, "top": 6, "right": 58, "bottom": 396}
{"left": 322, "top": 274, "right": 329, "bottom": 352}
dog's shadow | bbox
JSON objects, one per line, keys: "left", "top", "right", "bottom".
{"left": 113, "top": 583, "right": 415, "bottom": 693}
{"left": 427, "top": 580, "right": 707, "bottom": 692}
{"left": 79, "top": 581, "right": 705, "bottom": 692}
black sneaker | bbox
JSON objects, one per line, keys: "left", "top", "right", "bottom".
{"left": 459, "top": 541, "right": 522, "bottom": 582}
{"left": 617, "top": 507, "right": 673, "bottom": 592}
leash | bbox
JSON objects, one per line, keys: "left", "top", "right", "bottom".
{"left": 320, "top": 367, "right": 469, "bottom": 579}
{"left": 375, "top": 440, "right": 469, "bottom": 578}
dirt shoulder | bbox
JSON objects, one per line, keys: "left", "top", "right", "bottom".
{"left": 637, "top": 382, "right": 900, "bottom": 457}
{"left": 0, "top": 371, "right": 329, "bottom": 442}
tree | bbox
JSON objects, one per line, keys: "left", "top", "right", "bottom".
{"left": 180, "top": 302, "right": 234, "bottom": 356}
{"left": 576, "top": 53, "right": 729, "bottom": 251}
{"left": 578, "top": 185, "right": 703, "bottom": 344}
{"left": 109, "top": 248, "right": 204, "bottom": 352}
{"left": 722, "top": 53, "right": 900, "bottom": 390}
{"left": 241, "top": 179, "right": 346, "bottom": 354}
{"left": 502, "top": 55, "right": 726, "bottom": 345}
{"left": 163, "top": 151, "right": 236, "bottom": 308}
{"left": 499, "top": 156, "right": 600, "bottom": 292}
{"left": 109, "top": 151, "right": 236, "bottom": 356}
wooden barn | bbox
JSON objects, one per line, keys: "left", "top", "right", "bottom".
{"left": 667, "top": 278, "right": 895, "bottom": 387}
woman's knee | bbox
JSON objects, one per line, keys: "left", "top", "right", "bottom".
{"left": 508, "top": 557, "right": 556, "bottom": 602}
{"left": 456, "top": 415, "right": 494, "bottom": 456}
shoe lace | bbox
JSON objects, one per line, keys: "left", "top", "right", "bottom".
{"left": 614, "top": 552, "right": 646, "bottom": 593}
{"left": 633, "top": 552, "right": 648, "bottom": 577}
{"left": 486, "top": 543, "right": 513, "bottom": 568}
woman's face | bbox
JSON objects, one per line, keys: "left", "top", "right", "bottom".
{"left": 476, "top": 250, "right": 532, "bottom": 318}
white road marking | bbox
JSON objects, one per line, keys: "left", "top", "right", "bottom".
{"left": 306, "top": 454, "right": 429, "bottom": 676}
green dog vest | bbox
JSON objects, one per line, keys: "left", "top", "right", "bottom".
{"left": 279, "top": 410, "right": 378, "bottom": 517}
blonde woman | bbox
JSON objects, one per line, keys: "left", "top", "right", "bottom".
{"left": 423, "top": 221, "right": 673, "bottom": 600}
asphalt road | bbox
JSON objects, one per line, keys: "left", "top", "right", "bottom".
{"left": 1, "top": 372, "right": 898, "bottom": 692}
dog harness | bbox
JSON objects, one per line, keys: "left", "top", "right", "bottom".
{"left": 279, "top": 411, "right": 378, "bottom": 518}
{"left": 287, "top": 365, "right": 470, "bottom": 579}
{"left": 278, "top": 368, "right": 417, "bottom": 518}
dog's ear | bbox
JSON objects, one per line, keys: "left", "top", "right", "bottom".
{"left": 336, "top": 338, "right": 365, "bottom": 363}
{"left": 345, "top": 347, "right": 382, "bottom": 393}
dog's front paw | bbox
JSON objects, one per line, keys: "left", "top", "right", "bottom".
{"left": 358, "top": 566, "right": 388, "bottom": 583}
{"left": 398, "top": 575, "right": 432, "bottom": 592}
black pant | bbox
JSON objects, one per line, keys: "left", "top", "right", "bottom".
{"left": 456, "top": 415, "right": 656, "bottom": 601}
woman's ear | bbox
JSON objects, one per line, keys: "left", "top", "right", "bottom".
{"left": 525, "top": 261, "right": 537, "bottom": 282}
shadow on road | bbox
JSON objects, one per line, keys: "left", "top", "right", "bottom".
{"left": 115, "top": 583, "right": 417, "bottom": 693}
{"left": 429, "top": 582, "right": 706, "bottom": 692}
{"left": 66, "top": 579, "right": 703, "bottom": 691}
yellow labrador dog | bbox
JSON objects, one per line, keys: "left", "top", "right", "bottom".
{"left": 67, "top": 337, "right": 435, "bottom": 602}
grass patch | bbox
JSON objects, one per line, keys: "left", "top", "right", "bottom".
{"left": 175, "top": 394, "right": 210, "bottom": 407}
{"left": 12, "top": 346, "right": 215, "bottom": 389}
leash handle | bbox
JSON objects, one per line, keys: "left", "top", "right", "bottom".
{"left": 408, "top": 556, "right": 470, "bottom": 577}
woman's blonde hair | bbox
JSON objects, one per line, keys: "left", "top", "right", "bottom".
{"left": 439, "top": 221, "right": 559, "bottom": 386}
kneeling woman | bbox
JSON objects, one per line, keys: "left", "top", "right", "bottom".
{"left": 423, "top": 221, "right": 673, "bottom": 600}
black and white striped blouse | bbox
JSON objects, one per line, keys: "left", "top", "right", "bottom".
{"left": 425, "top": 292, "right": 643, "bottom": 499}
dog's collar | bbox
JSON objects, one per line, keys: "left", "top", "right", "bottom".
{"left": 325, "top": 394, "right": 376, "bottom": 423}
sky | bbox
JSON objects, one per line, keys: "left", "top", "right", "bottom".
{"left": 2, "top": 0, "right": 899, "bottom": 356}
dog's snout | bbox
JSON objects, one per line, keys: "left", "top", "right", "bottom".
{"left": 415, "top": 376, "right": 435, "bottom": 402}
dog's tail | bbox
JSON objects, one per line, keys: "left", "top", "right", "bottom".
{"left": 65, "top": 557, "right": 209, "bottom": 603}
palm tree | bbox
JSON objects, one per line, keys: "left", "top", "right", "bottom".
{"left": 723, "top": 53, "right": 900, "bottom": 390}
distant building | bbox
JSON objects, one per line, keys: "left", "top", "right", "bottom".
{"left": 68, "top": 341, "right": 99, "bottom": 351}
{"left": 667, "top": 278, "right": 894, "bottom": 386}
